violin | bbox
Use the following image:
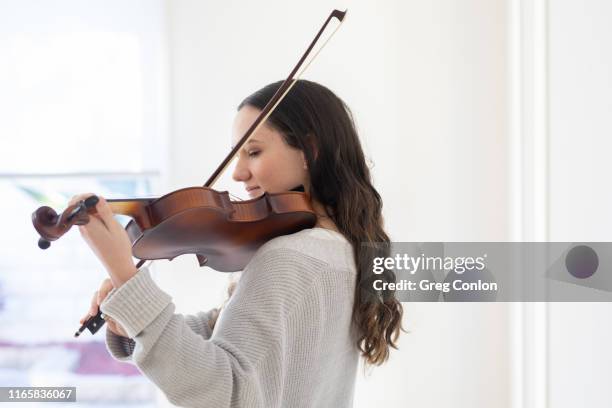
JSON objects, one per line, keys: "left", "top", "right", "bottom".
{"left": 31, "top": 10, "right": 347, "bottom": 336}
{"left": 32, "top": 186, "right": 316, "bottom": 272}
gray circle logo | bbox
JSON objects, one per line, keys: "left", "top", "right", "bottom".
{"left": 565, "top": 245, "right": 598, "bottom": 279}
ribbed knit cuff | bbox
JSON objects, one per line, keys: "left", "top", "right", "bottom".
{"left": 100, "top": 267, "right": 172, "bottom": 339}
{"left": 105, "top": 328, "right": 136, "bottom": 361}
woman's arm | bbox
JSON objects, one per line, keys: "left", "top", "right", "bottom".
{"left": 100, "top": 247, "right": 328, "bottom": 408}
{"left": 104, "top": 282, "right": 218, "bottom": 361}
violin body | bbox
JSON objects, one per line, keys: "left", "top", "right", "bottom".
{"left": 32, "top": 187, "right": 316, "bottom": 272}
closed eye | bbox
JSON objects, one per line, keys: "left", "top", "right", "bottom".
{"left": 248, "top": 150, "right": 260, "bottom": 157}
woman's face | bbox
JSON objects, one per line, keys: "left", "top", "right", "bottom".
{"left": 231, "top": 105, "right": 308, "bottom": 199}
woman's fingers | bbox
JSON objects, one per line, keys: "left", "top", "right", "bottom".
{"left": 97, "top": 279, "right": 114, "bottom": 305}
{"left": 94, "top": 196, "right": 119, "bottom": 232}
{"left": 79, "top": 280, "right": 129, "bottom": 338}
{"left": 79, "top": 279, "right": 112, "bottom": 324}
{"left": 68, "top": 193, "right": 111, "bottom": 230}
{"left": 89, "top": 290, "right": 99, "bottom": 316}
{"left": 68, "top": 193, "right": 110, "bottom": 238}
{"left": 68, "top": 193, "right": 96, "bottom": 208}
{"left": 72, "top": 196, "right": 127, "bottom": 249}
{"left": 79, "top": 290, "right": 98, "bottom": 324}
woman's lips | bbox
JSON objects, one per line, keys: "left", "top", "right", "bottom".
{"left": 246, "top": 186, "right": 261, "bottom": 197}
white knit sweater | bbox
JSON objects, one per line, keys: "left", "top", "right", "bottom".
{"left": 101, "top": 228, "right": 360, "bottom": 407}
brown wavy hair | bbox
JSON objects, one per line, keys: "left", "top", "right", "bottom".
{"left": 209, "top": 79, "right": 404, "bottom": 366}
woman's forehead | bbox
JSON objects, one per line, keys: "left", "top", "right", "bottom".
{"left": 232, "top": 109, "right": 281, "bottom": 147}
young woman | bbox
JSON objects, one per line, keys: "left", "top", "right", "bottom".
{"left": 74, "top": 79, "right": 403, "bottom": 407}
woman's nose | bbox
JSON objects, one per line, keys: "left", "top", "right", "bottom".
{"left": 232, "top": 157, "right": 250, "bottom": 182}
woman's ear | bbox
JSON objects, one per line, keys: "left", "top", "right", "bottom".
{"left": 301, "top": 136, "right": 319, "bottom": 170}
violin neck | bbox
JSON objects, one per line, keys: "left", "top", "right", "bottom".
{"left": 107, "top": 198, "right": 152, "bottom": 220}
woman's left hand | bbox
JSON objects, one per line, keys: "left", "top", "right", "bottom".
{"left": 68, "top": 194, "right": 138, "bottom": 288}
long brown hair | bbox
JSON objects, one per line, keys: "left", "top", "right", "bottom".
{"left": 210, "top": 79, "right": 403, "bottom": 366}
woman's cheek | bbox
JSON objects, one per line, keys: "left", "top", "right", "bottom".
{"left": 253, "top": 161, "right": 270, "bottom": 183}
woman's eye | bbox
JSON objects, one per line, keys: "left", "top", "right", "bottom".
{"left": 248, "top": 150, "right": 260, "bottom": 157}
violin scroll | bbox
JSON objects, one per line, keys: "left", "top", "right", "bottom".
{"left": 32, "top": 195, "right": 99, "bottom": 249}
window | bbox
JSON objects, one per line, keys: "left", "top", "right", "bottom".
{"left": 0, "top": 1, "right": 167, "bottom": 406}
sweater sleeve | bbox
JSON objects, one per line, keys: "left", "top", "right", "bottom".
{"left": 104, "top": 301, "right": 218, "bottom": 361}
{"left": 100, "top": 247, "right": 327, "bottom": 408}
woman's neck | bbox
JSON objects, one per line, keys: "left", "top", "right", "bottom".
{"left": 311, "top": 199, "right": 339, "bottom": 232}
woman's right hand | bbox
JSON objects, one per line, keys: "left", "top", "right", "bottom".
{"left": 79, "top": 278, "right": 129, "bottom": 338}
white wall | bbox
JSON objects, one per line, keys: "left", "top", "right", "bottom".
{"left": 508, "top": 1, "right": 612, "bottom": 407}
{"left": 158, "top": 1, "right": 511, "bottom": 407}
{"left": 547, "top": 1, "right": 612, "bottom": 407}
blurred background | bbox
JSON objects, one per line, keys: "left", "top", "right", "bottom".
{"left": 0, "top": 0, "right": 610, "bottom": 407}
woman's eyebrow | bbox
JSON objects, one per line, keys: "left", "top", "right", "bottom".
{"left": 231, "top": 138, "right": 262, "bottom": 150}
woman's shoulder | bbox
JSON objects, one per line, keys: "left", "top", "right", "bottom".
{"left": 251, "top": 227, "right": 355, "bottom": 273}
{"left": 238, "top": 228, "right": 356, "bottom": 303}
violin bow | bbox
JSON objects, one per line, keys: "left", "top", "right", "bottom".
{"left": 204, "top": 9, "right": 347, "bottom": 188}
{"left": 130, "top": 10, "right": 346, "bottom": 270}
